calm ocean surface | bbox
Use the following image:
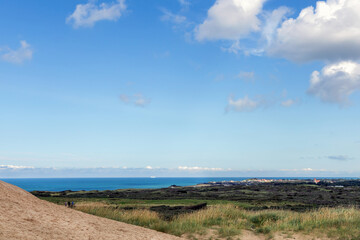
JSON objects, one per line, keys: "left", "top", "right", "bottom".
{"left": 2, "top": 177, "right": 249, "bottom": 191}
{"left": 0, "top": 177, "right": 349, "bottom": 192}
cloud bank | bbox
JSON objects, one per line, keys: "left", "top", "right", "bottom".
{"left": 0, "top": 165, "right": 357, "bottom": 178}
{"left": 195, "top": 0, "right": 360, "bottom": 105}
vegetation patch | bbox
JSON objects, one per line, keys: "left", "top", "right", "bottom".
{"left": 67, "top": 201, "right": 360, "bottom": 239}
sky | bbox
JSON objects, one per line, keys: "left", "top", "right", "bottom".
{"left": 0, "top": 0, "right": 360, "bottom": 178}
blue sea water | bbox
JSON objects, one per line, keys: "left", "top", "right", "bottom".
{"left": 1, "top": 177, "right": 248, "bottom": 191}
{"left": 0, "top": 177, "right": 356, "bottom": 192}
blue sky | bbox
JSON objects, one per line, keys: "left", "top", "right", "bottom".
{"left": 0, "top": 0, "right": 360, "bottom": 177}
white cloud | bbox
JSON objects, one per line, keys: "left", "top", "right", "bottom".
{"left": 308, "top": 61, "right": 360, "bottom": 104}
{"left": 261, "top": 7, "right": 290, "bottom": 47}
{"left": 227, "top": 95, "right": 261, "bottom": 112}
{"left": 67, "top": 0, "right": 126, "bottom": 28}
{"left": 269, "top": 0, "right": 360, "bottom": 62}
{"left": 177, "top": 166, "right": 225, "bottom": 171}
{"left": 227, "top": 93, "right": 298, "bottom": 111}
{"left": 161, "top": 9, "right": 186, "bottom": 25}
{"left": 195, "top": 0, "right": 266, "bottom": 41}
{"left": 145, "top": 166, "right": 153, "bottom": 169}
{"left": 1, "top": 41, "right": 33, "bottom": 64}
{"left": 194, "top": 0, "right": 360, "bottom": 65}
{"left": 0, "top": 165, "right": 34, "bottom": 169}
{"left": 120, "top": 93, "right": 151, "bottom": 107}
{"left": 302, "top": 168, "right": 313, "bottom": 172}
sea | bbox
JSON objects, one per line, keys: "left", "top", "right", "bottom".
{"left": 0, "top": 177, "right": 352, "bottom": 192}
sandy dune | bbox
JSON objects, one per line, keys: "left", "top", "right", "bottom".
{"left": 0, "top": 180, "right": 182, "bottom": 240}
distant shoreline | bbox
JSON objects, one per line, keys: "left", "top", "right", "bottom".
{"left": 1, "top": 177, "right": 359, "bottom": 192}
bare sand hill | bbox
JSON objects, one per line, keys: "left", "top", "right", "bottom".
{"left": 0, "top": 180, "right": 182, "bottom": 240}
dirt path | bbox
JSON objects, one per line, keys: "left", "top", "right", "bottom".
{"left": 0, "top": 180, "right": 182, "bottom": 240}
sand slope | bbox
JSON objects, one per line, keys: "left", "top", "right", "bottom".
{"left": 0, "top": 181, "right": 182, "bottom": 240}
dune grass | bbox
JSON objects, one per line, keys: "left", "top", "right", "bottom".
{"left": 74, "top": 202, "right": 360, "bottom": 239}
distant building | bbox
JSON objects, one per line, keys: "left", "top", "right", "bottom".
{"left": 314, "top": 178, "right": 320, "bottom": 184}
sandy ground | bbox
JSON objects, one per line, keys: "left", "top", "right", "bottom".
{"left": 0, "top": 180, "right": 182, "bottom": 240}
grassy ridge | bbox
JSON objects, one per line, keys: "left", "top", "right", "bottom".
{"left": 75, "top": 202, "right": 360, "bottom": 239}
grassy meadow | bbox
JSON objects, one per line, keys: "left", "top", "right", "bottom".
{"left": 43, "top": 197, "right": 360, "bottom": 240}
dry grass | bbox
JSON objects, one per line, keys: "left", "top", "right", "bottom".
{"left": 76, "top": 202, "right": 360, "bottom": 239}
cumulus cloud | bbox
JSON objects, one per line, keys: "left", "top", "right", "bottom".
{"left": 195, "top": 0, "right": 266, "bottom": 41}
{"left": 261, "top": 7, "right": 290, "bottom": 47}
{"left": 308, "top": 61, "right": 360, "bottom": 104}
{"left": 67, "top": 0, "right": 126, "bottom": 28}
{"left": 194, "top": 0, "right": 360, "bottom": 65}
{"left": 1, "top": 41, "right": 33, "bottom": 64}
{"left": 120, "top": 93, "right": 151, "bottom": 107}
{"left": 269, "top": 0, "right": 360, "bottom": 62}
